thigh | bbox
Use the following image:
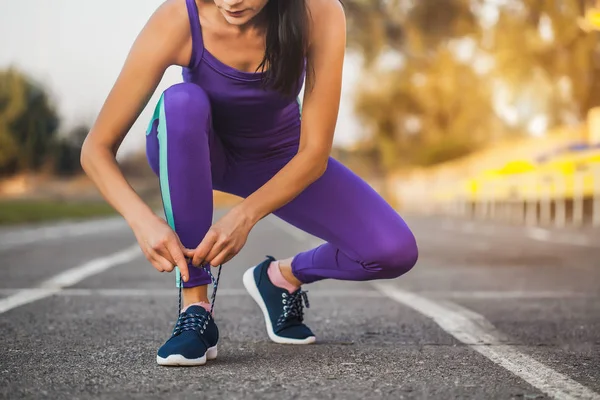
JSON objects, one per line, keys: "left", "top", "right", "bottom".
{"left": 145, "top": 83, "right": 231, "bottom": 190}
{"left": 228, "top": 155, "right": 412, "bottom": 262}
{"left": 277, "top": 158, "right": 410, "bottom": 260}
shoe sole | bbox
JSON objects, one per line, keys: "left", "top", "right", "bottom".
{"left": 156, "top": 345, "right": 218, "bottom": 366}
{"left": 243, "top": 266, "right": 316, "bottom": 345}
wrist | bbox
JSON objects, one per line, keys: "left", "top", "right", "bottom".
{"left": 234, "top": 201, "right": 263, "bottom": 227}
{"left": 124, "top": 205, "right": 159, "bottom": 229}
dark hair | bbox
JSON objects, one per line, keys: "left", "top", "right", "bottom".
{"left": 258, "top": 0, "right": 310, "bottom": 97}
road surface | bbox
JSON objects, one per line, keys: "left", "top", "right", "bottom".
{"left": 1, "top": 210, "right": 599, "bottom": 399}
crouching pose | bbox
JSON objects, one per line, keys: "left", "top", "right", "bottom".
{"left": 81, "top": 0, "right": 418, "bottom": 366}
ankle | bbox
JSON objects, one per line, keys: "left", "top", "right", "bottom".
{"left": 182, "top": 285, "right": 209, "bottom": 308}
{"left": 268, "top": 259, "right": 302, "bottom": 292}
{"left": 277, "top": 258, "right": 303, "bottom": 287}
{"left": 181, "top": 301, "right": 211, "bottom": 313}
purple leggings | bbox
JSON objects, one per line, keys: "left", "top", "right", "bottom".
{"left": 146, "top": 83, "right": 418, "bottom": 288}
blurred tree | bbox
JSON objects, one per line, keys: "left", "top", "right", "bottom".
{"left": 52, "top": 124, "right": 89, "bottom": 176}
{"left": 344, "top": 0, "right": 493, "bottom": 169}
{"left": 343, "top": 0, "right": 600, "bottom": 170}
{"left": 0, "top": 68, "right": 60, "bottom": 176}
{"left": 355, "top": 49, "right": 499, "bottom": 169}
{"left": 344, "top": 0, "right": 479, "bottom": 63}
{"left": 490, "top": 0, "right": 600, "bottom": 126}
{"left": 0, "top": 69, "right": 26, "bottom": 173}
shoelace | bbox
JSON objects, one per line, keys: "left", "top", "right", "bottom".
{"left": 276, "top": 289, "right": 310, "bottom": 327}
{"left": 172, "top": 264, "right": 222, "bottom": 336}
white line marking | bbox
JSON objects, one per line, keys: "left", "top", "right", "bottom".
{"left": 374, "top": 282, "right": 600, "bottom": 400}
{"left": 0, "top": 288, "right": 383, "bottom": 298}
{"left": 526, "top": 228, "right": 594, "bottom": 247}
{"left": 0, "top": 288, "right": 591, "bottom": 300}
{"left": 272, "top": 218, "right": 600, "bottom": 399}
{"left": 0, "top": 288, "right": 62, "bottom": 314}
{"left": 527, "top": 227, "right": 551, "bottom": 242}
{"left": 0, "top": 244, "right": 141, "bottom": 314}
{"left": 0, "top": 217, "right": 128, "bottom": 251}
{"left": 425, "top": 291, "right": 593, "bottom": 300}
{"left": 439, "top": 220, "right": 599, "bottom": 248}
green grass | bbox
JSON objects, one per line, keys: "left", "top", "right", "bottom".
{"left": 0, "top": 199, "right": 119, "bottom": 225}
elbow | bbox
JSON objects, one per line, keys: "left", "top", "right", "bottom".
{"left": 80, "top": 138, "right": 93, "bottom": 174}
{"left": 297, "top": 144, "right": 330, "bottom": 181}
{"left": 302, "top": 149, "right": 329, "bottom": 180}
{"left": 315, "top": 157, "right": 328, "bottom": 179}
{"left": 80, "top": 134, "right": 104, "bottom": 176}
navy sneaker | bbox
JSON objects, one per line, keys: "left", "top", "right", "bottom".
{"left": 157, "top": 305, "right": 218, "bottom": 366}
{"left": 243, "top": 256, "right": 316, "bottom": 344}
{"left": 157, "top": 265, "right": 222, "bottom": 366}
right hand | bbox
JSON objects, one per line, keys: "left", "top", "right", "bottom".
{"left": 131, "top": 215, "right": 192, "bottom": 283}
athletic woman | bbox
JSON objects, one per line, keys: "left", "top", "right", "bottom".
{"left": 81, "top": 0, "right": 419, "bottom": 366}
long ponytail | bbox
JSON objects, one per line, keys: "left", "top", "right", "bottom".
{"left": 258, "top": 0, "right": 310, "bottom": 97}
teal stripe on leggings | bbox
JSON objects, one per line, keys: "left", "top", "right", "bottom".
{"left": 155, "top": 93, "right": 181, "bottom": 288}
{"left": 146, "top": 95, "right": 161, "bottom": 136}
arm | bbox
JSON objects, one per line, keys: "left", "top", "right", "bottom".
{"left": 238, "top": 0, "right": 347, "bottom": 224}
{"left": 80, "top": 0, "right": 195, "bottom": 281}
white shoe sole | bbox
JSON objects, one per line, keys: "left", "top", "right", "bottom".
{"left": 243, "top": 266, "right": 316, "bottom": 345}
{"left": 156, "top": 345, "right": 218, "bottom": 366}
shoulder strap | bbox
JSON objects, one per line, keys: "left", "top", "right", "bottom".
{"left": 185, "top": 0, "right": 204, "bottom": 68}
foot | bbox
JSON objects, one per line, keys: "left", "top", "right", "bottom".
{"left": 156, "top": 304, "right": 219, "bottom": 366}
{"left": 243, "top": 256, "right": 316, "bottom": 344}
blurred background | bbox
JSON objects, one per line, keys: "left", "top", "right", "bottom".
{"left": 1, "top": 0, "right": 600, "bottom": 229}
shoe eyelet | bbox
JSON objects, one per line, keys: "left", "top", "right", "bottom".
{"left": 282, "top": 293, "right": 287, "bottom": 298}
{"left": 282, "top": 300, "right": 287, "bottom": 304}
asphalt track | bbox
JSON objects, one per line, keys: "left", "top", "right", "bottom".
{"left": 1, "top": 209, "right": 599, "bottom": 399}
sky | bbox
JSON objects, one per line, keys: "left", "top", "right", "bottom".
{"left": 0, "top": 0, "right": 364, "bottom": 157}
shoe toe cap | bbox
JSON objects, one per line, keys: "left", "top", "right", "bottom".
{"left": 157, "top": 331, "right": 208, "bottom": 359}
{"left": 277, "top": 324, "right": 315, "bottom": 340}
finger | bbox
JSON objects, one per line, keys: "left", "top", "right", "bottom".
{"left": 173, "top": 234, "right": 195, "bottom": 259}
{"left": 192, "top": 231, "right": 218, "bottom": 266}
{"left": 205, "top": 238, "right": 227, "bottom": 267}
{"left": 222, "top": 247, "right": 239, "bottom": 265}
{"left": 149, "top": 238, "right": 176, "bottom": 269}
{"left": 183, "top": 247, "right": 195, "bottom": 259}
{"left": 149, "top": 251, "right": 172, "bottom": 272}
{"left": 166, "top": 240, "right": 190, "bottom": 283}
{"left": 155, "top": 246, "right": 177, "bottom": 271}
{"left": 148, "top": 253, "right": 164, "bottom": 272}
{"left": 208, "top": 247, "right": 232, "bottom": 267}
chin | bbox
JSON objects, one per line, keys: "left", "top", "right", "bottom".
{"left": 224, "top": 17, "right": 250, "bottom": 25}
{"left": 221, "top": 11, "right": 257, "bottom": 25}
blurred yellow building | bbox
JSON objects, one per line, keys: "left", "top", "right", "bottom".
{"left": 392, "top": 107, "right": 600, "bottom": 227}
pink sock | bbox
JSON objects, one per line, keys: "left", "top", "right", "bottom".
{"left": 267, "top": 260, "right": 299, "bottom": 293}
{"left": 181, "top": 301, "right": 212, "bottom": 314}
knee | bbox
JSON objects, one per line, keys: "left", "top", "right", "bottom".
{"left": 162, "top": 82, "right": 211, "bottom": 128}
{"left": 364, "top": 226, "right": 419, "bottom": 279}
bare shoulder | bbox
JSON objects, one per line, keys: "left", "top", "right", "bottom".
{"left": 149, "top": 0, "right": 189, "bottom": 29}
{"left": 144, "top": 0, "right": 193, "bottom": 66}
{"left": 306, "top": 0, "right": 345, "bottom": 17}
{"left": 306, "top": 0, "right": 346, "bottom": 45}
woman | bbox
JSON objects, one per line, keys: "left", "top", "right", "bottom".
{"left": 81, "top": 0, "right": 418, "bottom": 366}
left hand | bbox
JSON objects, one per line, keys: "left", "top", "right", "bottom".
{"left": 187, "top": 206, "right": 255, "bottom": 268}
